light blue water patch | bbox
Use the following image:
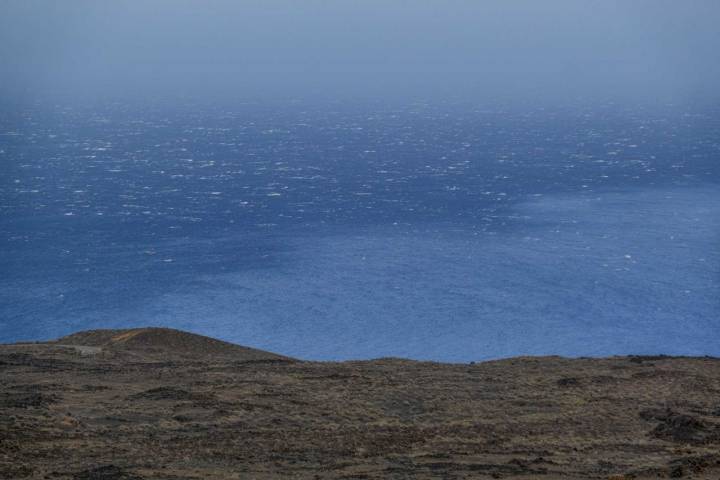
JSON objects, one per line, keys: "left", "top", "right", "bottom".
{"left": 114, "top": 185, "right": 720, "bottom": 361}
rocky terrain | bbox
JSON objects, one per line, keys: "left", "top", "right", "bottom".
{"left": 1, "top": 328, "right": 720, "bottom": 479}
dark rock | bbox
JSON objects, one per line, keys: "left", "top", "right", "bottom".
{"left": 82, "top": 385, "right": 111, "bottom": 392}
{"left": 73, "top": 465, "right": 142, "bottom": 480}
{"left": 649, "top": 411, "right": 708, "bottom": 443}
{"left": 639, "top": 407, "right": 672, "bottom": 422}
{"left": 669, "top": 464, "right": 684, "bottom": 478}
{"left": 127, "top": 387, "right": 194, "bottom": 401}
{"left": 0, "top": 392, "right": 58, "bottom": 409}
{"left": 0, "top": 353, "right": 75, "bottom": 370}
{"left": 668, "top": 456, "right": 714, "bottom": 478}
{"left": 0, "top": 463, "right": 33, "bottom": 479}
{"left": 628, "top": 355, "right": 671, "bottom": 364}
{"left": 556, "top": 377, "right": 580, "bottom": 387}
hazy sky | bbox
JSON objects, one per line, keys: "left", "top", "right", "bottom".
{"left": 1, "top": 0, "right": 719, "bottom": 103}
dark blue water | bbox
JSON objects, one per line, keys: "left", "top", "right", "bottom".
{"left": 1, "top": 101, "right": 719, "bottom": 360}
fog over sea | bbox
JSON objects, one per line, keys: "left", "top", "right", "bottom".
{"left": 1, "top": 101, "right": 718, "bottom": 361}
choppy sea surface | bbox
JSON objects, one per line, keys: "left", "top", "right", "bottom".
{"left": 1, "top": 101, "right": 718, "bottom": 361}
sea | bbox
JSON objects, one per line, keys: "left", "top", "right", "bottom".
{"left": 1, "top": 100, "right": 718, "bottom": 361}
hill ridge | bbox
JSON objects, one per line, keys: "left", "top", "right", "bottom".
{"left": 54, "top": 327, "right": 292, "bottom": 362}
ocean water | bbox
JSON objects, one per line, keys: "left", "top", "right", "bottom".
{"left": 1, "top": 101, "right": 718, "bottom": 361}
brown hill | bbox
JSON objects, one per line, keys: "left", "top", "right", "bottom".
{"left": 53, "top": 327, "right": 292, "bottom": 362}
{"left": 2, "top": 328, "right": 720, "bottom": 479}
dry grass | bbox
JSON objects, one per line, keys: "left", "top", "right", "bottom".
{"left": 1, "top": 330, "right": 720, "bottom": 479}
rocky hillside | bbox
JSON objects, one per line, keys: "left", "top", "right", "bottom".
{"left": 1, "top": 329, "right": 719, "bottom": 479}
{"left": 52, "top": 327, "right": 291, "bottom": 362}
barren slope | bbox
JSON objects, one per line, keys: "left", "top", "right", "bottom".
{"left": 2, "top": 329, "right": 720, "bottom": 479}
{"left": 52, "top": 327, "right": 291, "bottom": 362}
